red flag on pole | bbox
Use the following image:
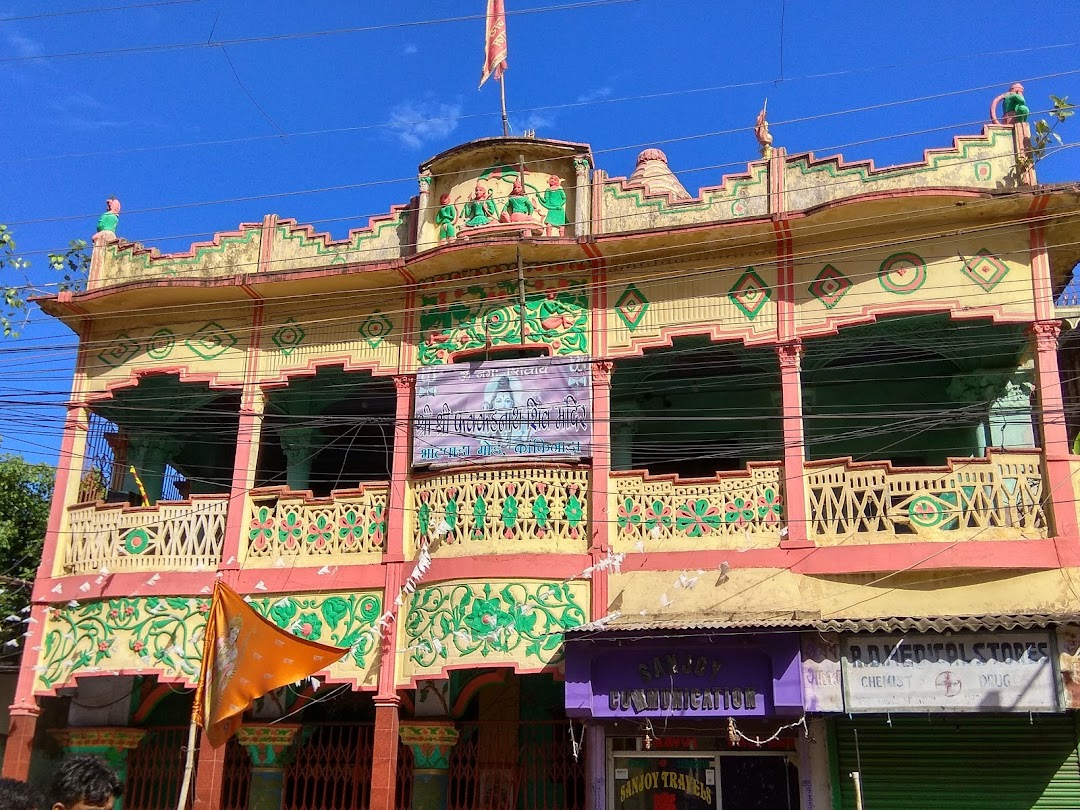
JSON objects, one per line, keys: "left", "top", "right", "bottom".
{"left": 480, "top": 0, "right": 508, "bottom": 88}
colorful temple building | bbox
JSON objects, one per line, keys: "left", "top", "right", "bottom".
{"left": 8, "top": 88, "right": 1080, "bottom": 809}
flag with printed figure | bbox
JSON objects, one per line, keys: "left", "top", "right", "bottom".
{"left": 193, "top": 582, "right": 349, "bottom": 748}
{"left": 479, "top": 0, "right": 508, "bottom": 88}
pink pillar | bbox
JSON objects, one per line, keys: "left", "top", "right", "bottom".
{"left": 1030, "top": 321, "right": 1079, "bottom": 543}
{"left": 777, "top": 341, "right": 812, "bottom": 548}
{"left": 385, "top": 375, "right": 415, "bottom": 565}
{"left": 221, "top": 387, "right": 265, "bottom": 587}
{"left": 589, "top": 361, "right": 613, "bottom": 619}
{"left": 1, "top": 709, "right": 39, "bottom": 781}
{"left": 191, "top": 731, "right": 227, "bottom": 810}
{"left": 369, "top": 697, "right": 402, "bottom": 810}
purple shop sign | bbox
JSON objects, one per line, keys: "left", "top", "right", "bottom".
{"left": 412, "top": 356, "right": 593, "bottom": 466}
{"left": 564, "top": 635, "right": 804, "bottom": 719}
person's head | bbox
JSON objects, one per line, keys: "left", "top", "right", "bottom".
{"left": 48, "top": 755, "right": 122, "bottom": 810}
{"left": 486, "top": 376, "right": 516, "bottom": 412}
{"left": 105, "top": 197, "right": 120, "bottom": 215}
{"left": 0, "top": 777, "right": 41, "bottom": 810}
{"left": 510, "top": 177, "right": 524, "bottom": 194}
{"left": 473, "top": 184, "right": 486, "bottom": 200}
{"left": 440, "top": 193, "right": 451, "bottom": 205}
{"left": 547, "top": 175, "right": 561, "bottom": 188}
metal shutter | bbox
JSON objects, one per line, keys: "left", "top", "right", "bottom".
{"left": 833, "top": 715, "right": 1080, "bottom": 810}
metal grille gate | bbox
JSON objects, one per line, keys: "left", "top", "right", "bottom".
{"left": 124, "top": 727, "right": 190, "bottom": 810}
{"left": 447, "top": 721, "right": 586, "bottom": 810}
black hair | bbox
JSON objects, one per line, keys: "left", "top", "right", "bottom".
{"left": 48, "top": 755, "right": 123, "bottom": 808}
{"left": 0, "top": 777, "right": 41, "bottom": 810}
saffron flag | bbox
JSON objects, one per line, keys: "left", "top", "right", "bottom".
{"left": 193, "top": 583, "right": 349, "bottom": 748}
{"left": 479, "top": 0, "right": 508, "bottom": 88}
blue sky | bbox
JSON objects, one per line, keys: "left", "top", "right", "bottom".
{"left": 2, "top": 0, "right": 1079, "bottom": 464}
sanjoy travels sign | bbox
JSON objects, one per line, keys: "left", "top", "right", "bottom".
{"left": 412, "top": 356, "right": 592, "bottom": 466}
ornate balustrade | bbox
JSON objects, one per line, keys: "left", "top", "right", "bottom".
{"left": 609, "top": 464, "right": 785, "bottom": 552}
{"left": 244, "top": 486, "right": 389, "bottom": 565}
{"left": 410, "top": 465, "right": 590, "bottom": 555}
{"left": 63, "top": 496, "right": 228, "bottom": 575}
{"left": 806, "top": 451, "right": 1046, "bottom": 544}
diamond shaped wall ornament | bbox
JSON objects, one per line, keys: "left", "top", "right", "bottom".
{"left": 97, "top": 333, "right": 140, "bottom": 367}
{"left": 358, "top": 311, "right": 393, "bottom": 349}
{"left": 728, "top": 268, "right": 771, "bottom": 321}
{"left": 146, "top": 328, "right": 176, "bottom": 360}
{"left": 271, "top": 318, "right": 306, "bottom": 356}
{"left": 186, "top": 322, "right": 238, "bottom": 360}
{"left": 962, "top": 249, "right": 1010, "bottom": 292}
{"left": 614, "top": 283, "right": 650, "bottom": 331}
{"left": 808, "top": 265, "right": 853, "bottom": 310}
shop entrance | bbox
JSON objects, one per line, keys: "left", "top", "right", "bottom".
{"left": 611, "top": 752, "right": 799, "bottom": 810}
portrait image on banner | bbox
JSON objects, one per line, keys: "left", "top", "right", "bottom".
{"left": 413, "top": 356, "right": 592, "bottom": 466}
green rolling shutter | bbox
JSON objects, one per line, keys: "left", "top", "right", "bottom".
{"left": 833, "top": 715, "right": 1080, "bottom": 810}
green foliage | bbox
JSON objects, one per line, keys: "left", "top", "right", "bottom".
{"left": 0, "top": 454, "right": 54, "bottom": 648}
{"left": 1, "top": 223, "right": 90, "bottom": 338}
{"left": 1021, "top": 95, "right": 1076, "bottom": 175}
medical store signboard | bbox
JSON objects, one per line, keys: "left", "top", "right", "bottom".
{"left": 412, "top": 356, "right": 592, "bottom": 466}
{"left": 840, "top": 632, "right": 1058, "bottom": 712}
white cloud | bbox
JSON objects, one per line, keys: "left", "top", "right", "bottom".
{"left": 516, "top": 111, "right": 555, "bottom": 134}
{"left": 387, "top": 100, "right": 462, "bottom": 149}
{"left": 403, "top": 43, "right": 418, "bottom": 55}
{"left": 6, "top": 31, "right": 43, "bottom": 59}
{"left": 576, "top": 86, "right": 612, "bottom": 104}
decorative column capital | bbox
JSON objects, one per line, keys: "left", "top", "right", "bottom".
{"left": 418, "top": 171, "right": 433, "bottom": 193}
{"left": 51, "top": 726, "right": 145, "bottom": 783}
{"left": 394, "top": 374, "right": 416, "bottom": 394}
{"left": 593, "top": 360, "right": 614, "bottom": 385}
{"left": 1030, "top": 320, "right": 1063, "bottom": 349}
{"left": 573, "top": 156, "right": 591, "bottom": 175}
{"left": 237, "top": 723, "right": 303, "bottom": 768}
{"left": 775, "top": 339, "right": 803, "bottom": 369}
{"left": 399, "top": 720, "right": 459, "bottom": 770}
{"left": 51, "top": 726, "right": 146, "bottom": 753}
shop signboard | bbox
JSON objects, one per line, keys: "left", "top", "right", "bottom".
{"left": 412, "top": 356, "right": 592, "bottom": 466}
{"left": 564, "top": 636, "right": 803, "bottom": 719}
{"left": 800, "top": 632, "right": 843, "bottom": 712}
{"left": 840, "top": 632, "right": 1058, "bottom": 712}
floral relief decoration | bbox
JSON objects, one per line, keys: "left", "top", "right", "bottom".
{"left": 404, "top": 581, "right": 587, "bottom": 670}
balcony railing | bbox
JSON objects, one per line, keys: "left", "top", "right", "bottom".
{"left": 806, "top": 451, "right": 1046, "bottom": 544}
{"left": 64, "top": 496, "right": 228, "bottom": 575}
{"left": 609, "top": 464, "right": 785, "bottom": 552}
{"left": 244, "top": 486, "right": 389, "bottom": 565}
{"left": 410, "top": 465, "right": 590, "bottom": 555}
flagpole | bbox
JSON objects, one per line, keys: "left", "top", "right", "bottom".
{"left": 499, "top": 73, "right": 510, "bottom": 137}
{"left": 175, "top": 719, "right": 199, "bottom": 810}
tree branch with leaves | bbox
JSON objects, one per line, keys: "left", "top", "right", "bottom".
{"left": 1, "top": 224, "right": 89, "bottom": 337}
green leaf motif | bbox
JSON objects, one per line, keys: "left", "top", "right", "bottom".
{"left": 404, "top": 581, "right": 586, "bottom": 669}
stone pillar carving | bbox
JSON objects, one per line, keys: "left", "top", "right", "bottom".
{"left": 277, "top": 425, "right": 321, "bottom": 492}
{"left": 122, "top": 434, "right": 181, "bottom": 505}
{"left": 417, "top": 171, "right": 434, "bottom": 251}
{"left": 573, "top": 156, "right": 591, "bottom": 238}
{"left": 237, "top": 724, "right": 302, "bottom": 810}
{"left": 399, "top": 720, "right": 460, "bottom": 810}
{"left": 1029, "top": 320, "right": 1078, "bottom": 539}
{"left": 51, "top": 727, "right": 146, "bottom": 810}
{"left": 776, "top": 341, "right": 811, "bottom": 548}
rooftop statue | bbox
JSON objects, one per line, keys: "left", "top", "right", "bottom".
{"left": 92, "top": 197, "right": 121, "bottom": 245}
{"left": 499, "top": 176, "right": 538, "bottom": 223}
{"left": 463, "top": 184, "right": 497, "bottom": 228}
{"left": 537, "top": 175, "right": 567, "bottom": 237}
{"left": 990, "top": 83, "right": 1030, "bottom": 125}
{"left": 436, "top": 193, "right": 459, "bottom": 242}
{"left": 755, "top": 100, "right": 774, "bottom": 159}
